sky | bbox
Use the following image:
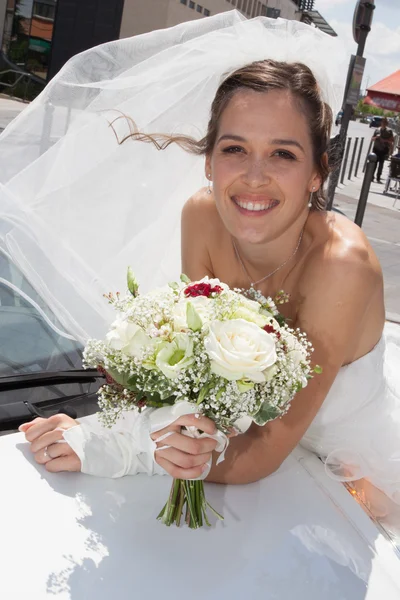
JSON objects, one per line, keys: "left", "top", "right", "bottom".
{"left": 315, "top": 0, "right": 400, "bottom": 92}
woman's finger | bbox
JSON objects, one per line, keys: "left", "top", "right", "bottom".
{"left": 44, "top": 441, "right": 71, "bottom": 461}
{"left": 23, "top": 414, "right": 77, "bottom": 443}
{"left": 30, "top": 428, "right": 66, "bottom": 454}
{"left": 18, "top": 417, "right": 45, "bottom": 433}
{"left": 33, "top": 443, "right": 69, "bottom": 465}
{"left": 151, "top": 413, "right": 217, "bottom": 442}
{"left": 154, "top": 431, "right": 217, "bottom": 455}
{"left": 172, "top": 413, "right": 217, "bottom": 435}
{"left": 155, "top": 446, "right": 212, "bottom": 470}
{"left": 45, "top": 455, "right": 81, "bottom": 473}
{"left": 155, "top": 455, "right": 207, "bottom": 480}
{"left": 23, "top": 417, "right": 60, "bottom": 442}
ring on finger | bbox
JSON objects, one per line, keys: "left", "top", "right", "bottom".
{"left": 43, "top": 446, "right": 50, "bottom": 459}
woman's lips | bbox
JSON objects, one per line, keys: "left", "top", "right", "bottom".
{"left": 232, "top": 195, "right": 280, "bottom": 215}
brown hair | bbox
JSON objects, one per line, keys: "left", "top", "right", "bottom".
{"left": 114, "top": 60, "right": 333, "bottom": 210}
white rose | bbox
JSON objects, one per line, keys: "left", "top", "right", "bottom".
{"left": 204, "top": 319, "right": 277, "bottom": 383}
{"left": 232, "top": 306, "right": 270, "bottom": 328}
{"left": 282, "top": 331, "right": 307, "bottom": 369}
{"left": 172, "top": 296, "right": 212, "bottom": 332}
{"left": 106, "top": 319, "right": 153, "bottom": 358}
{"left": 155, "top": 333, "right": 194, "bottom": 379}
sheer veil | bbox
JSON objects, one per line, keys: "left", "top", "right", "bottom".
{"left": 0, "top": 10, "right": 347, "bottom": 343}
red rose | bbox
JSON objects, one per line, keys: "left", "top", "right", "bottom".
{"left": 184, "top": 283, "right": 223, "bottom": 298}
{"left": 263, "top": 324, "right": 281, "bottom": 339}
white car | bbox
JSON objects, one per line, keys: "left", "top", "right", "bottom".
{"left": 1, "top": 253, "right": 400, "bottom": 600}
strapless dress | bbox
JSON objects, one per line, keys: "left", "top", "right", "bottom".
{"left": 301, "top": 321, "right": 400, "bottom": 535}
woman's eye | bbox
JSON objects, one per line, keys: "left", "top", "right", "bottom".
{"left": 274, "top": 150, "right": 296, "bottom": 160}
{"left": 222, "top": 146, "right": 244, "bottom": 154}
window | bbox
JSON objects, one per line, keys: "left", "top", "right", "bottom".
{"left": 204, "top": 8, "right": 210, "bottom": 16}
{"left": 197, "top": 4, "right": 202, "bottom": 12}
{"left": 180, "top": 0, "right": 187, "bottom": 5}
{"left": 189, "top": 0, "right": 195, "bottom": 8}
{"left": 32, "top": 1, "right": 56, "bottom": 20}
{"left": 261, "top": 4, "right": 267, "bottom": 16}
{"left": 267, "top": 7, "right": 281, "bottom": 18}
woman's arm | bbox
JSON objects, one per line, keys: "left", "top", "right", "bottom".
{"left": 206, "top": 250, "right": 383, "bottom": 484}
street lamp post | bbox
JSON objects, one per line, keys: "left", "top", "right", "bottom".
{"left": 326, "top": 0, "right": 375, "bottom": 210}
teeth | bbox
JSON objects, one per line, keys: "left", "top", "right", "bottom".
{"left": 235, "top": 199, "right": 278, "bottom": 211}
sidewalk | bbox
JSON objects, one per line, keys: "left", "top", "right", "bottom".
{"left": 333, "top": 162, "right": 400, "bottom": 322}
{"left": 336, "top": 158, "right": 400, "bottom": 214}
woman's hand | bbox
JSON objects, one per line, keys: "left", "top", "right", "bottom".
{"left": 151, "top": 413, "right": 219, "bottom": 480}
{"left": 19, "top": 414, "right": 81, "bottom": 472}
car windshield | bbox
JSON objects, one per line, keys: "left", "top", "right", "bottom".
{"left": 0, "top": 250, "right": 83, "bottom": 377}
{"left": 0, "top": 250, "right": 102, "bottom": 430}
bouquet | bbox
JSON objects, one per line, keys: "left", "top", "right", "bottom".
{"left": 83, "top": 270, "right": 319, "bottom": 529}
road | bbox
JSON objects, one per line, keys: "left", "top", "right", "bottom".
{"left": 334, "top": 192, "right": 400, "bottom": 322}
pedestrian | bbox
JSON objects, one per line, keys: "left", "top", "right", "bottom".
{"left": 372, "top": 117, "right": 394, "bottom": 183}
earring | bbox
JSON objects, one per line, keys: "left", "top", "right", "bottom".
{"left": 207, "top": 173, "right": 212, "bottom": 195}
{"left": 308, "top": 186, "right": 316, "bottom": 208}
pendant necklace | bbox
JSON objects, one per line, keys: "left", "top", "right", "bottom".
{"left": 232, "top": 226, "right": 305, "bottom": 291}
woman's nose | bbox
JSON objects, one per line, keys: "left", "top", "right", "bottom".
{"left": 244, "top": 158, "right": 271, "bottom": 187}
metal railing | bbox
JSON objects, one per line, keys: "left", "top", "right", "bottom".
{"left": 337, "top": 135, "right": 369, "bottom": 184}
{"left": 0, "top": 67, "right": 45, "bottom": 102}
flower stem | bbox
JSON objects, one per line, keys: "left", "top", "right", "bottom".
{"left": 157, "top": 479, "right": 223, "bottom": 529}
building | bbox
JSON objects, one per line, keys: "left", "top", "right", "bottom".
{"left": 0, "top": 0, "right": 334, "bottom": 88}
{"left": 120, "top": 0, "right": 303, "bottom": 39}
{"left": 0, "top": 0, "right": 125, "bottom": 83}
{"left": 365, "top": 70, "right": 400, "bottom": 114}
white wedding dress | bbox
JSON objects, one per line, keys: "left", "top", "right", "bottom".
{"left": 302, "top": 321, "right": 400, "bottom": 534}
{"left": 0, "top": 11, "right": 399, "bottom": 531}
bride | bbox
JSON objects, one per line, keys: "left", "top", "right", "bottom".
{"left": 2, "top": 12, "right": 399, "bottom": 519}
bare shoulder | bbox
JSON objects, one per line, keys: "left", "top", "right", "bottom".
{"left": 181, "top": 187, "right": 219, "bottom": 226}
{"left": 297, "top": 211, "right": 385, "bottom": 361}
{"left": 181, "top": 188, "right": 222, "bottom": 280}
{"left": 303, "top": 210, "right": 382, "bottom": 288}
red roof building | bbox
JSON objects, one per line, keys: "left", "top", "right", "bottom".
{"left": 364, "top": 70, "right": 400, "bottom": 113}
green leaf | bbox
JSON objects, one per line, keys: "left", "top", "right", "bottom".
{"left": 180, "top": 273, "right": 191, "bottom": 284}
{"left": 146, "top": 392, "right": 175, "bottom": 407}
{"left": 314, "top": 365, "right": 323, "bottom": 374}
{"left": 108, "top": 368, "right": 132, "bottom": 388}
{"left": 127, "top": 267, "right": 139, "bottom": 296}
{"left": 252, "top": 403, "right": 282, "bottom": 426}
{"left": 126, "top": 375, "right": 141, "bottom": 391}
{"left": 275, "top": 314, "right": 287, "bottom": 327}
{"left": 168, "top": 281, "right": 180, "bottom": 291}
{"left": 197, "top": 382, "right": 212, "bottom": 405}
{"left": 186, "top": 301, "right": 202, "bottom": 332}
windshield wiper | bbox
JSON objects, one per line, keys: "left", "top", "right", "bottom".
{"left": 0, "top": 369, "right": 105, "bottom": 392}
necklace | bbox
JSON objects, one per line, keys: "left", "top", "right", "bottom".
{"left": 232, "top": 226, "right": 305, "bottom": 290}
